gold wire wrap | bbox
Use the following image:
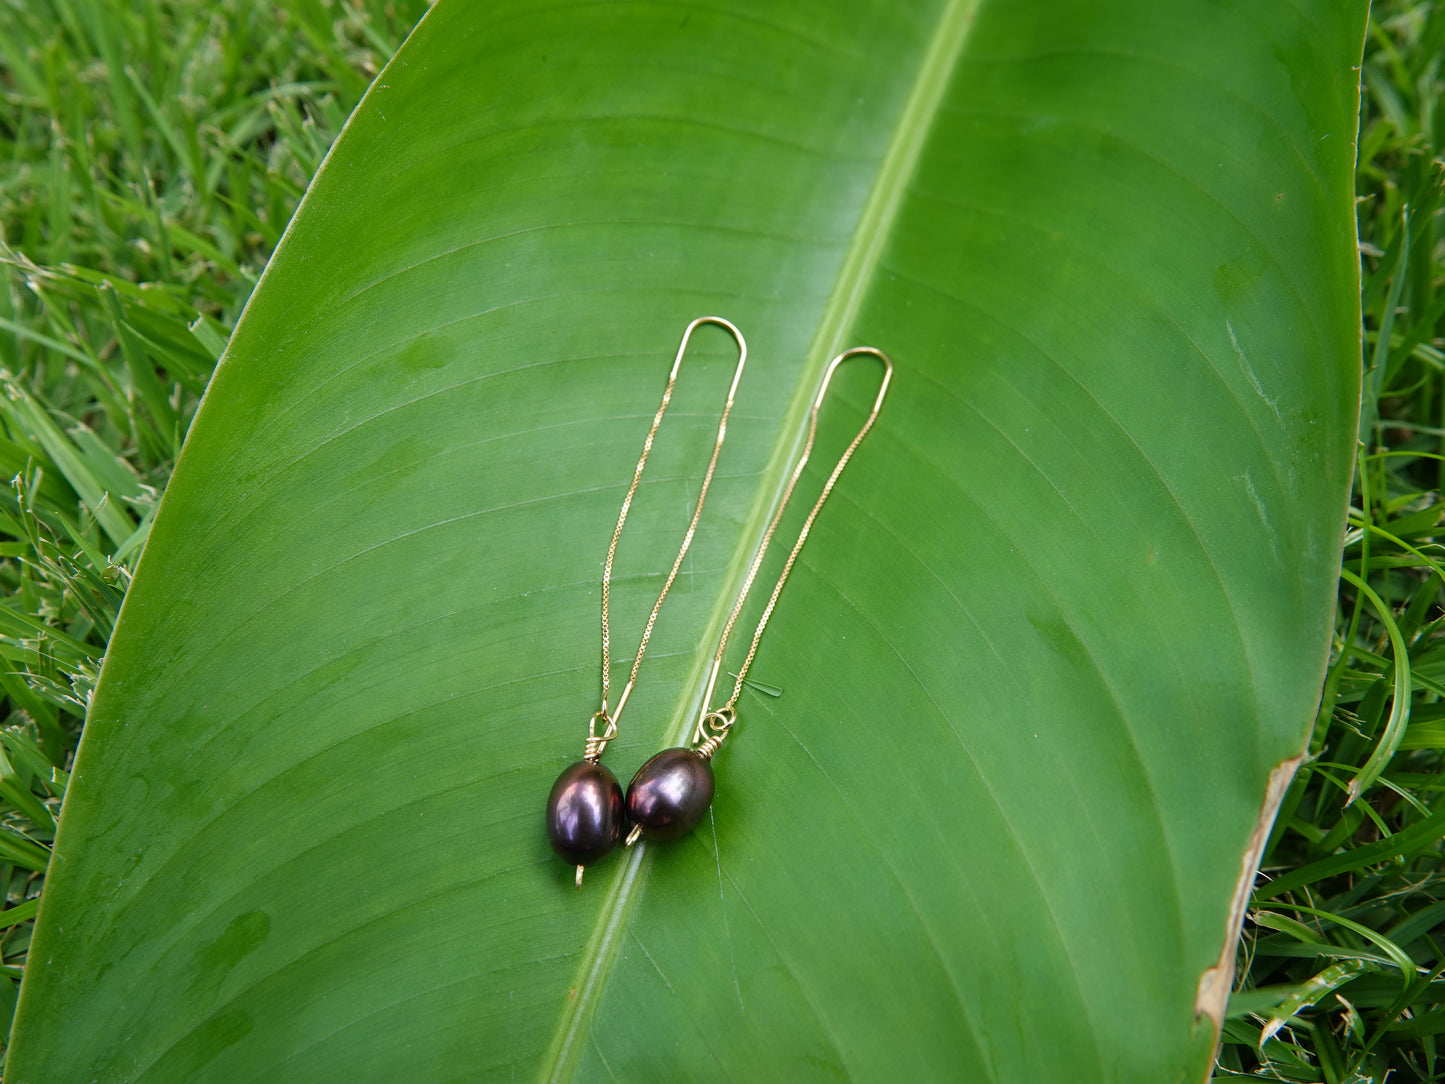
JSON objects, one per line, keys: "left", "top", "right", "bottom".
{"left": 690, "top": 347, "right": 893, "bottom": 753}
{"left": 692, "top": 709, "right": 735, "bottom": 760}
{"left": 587, "top": 317, "right": 747, "bottom": 762}
{"left": 583, "top": 712, "right": 617, "bottom": 763}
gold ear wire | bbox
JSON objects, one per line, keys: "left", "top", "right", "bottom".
{"left": 693, "top": 345, "right": 894, "bottom": 747}
{"left": 592, "top": 316, "right": 748, "bottom": 756}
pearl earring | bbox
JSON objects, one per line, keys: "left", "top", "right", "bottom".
{"left": 622, "top": 347, "right": 893, "bottom": 848}
{"left": 545, "top": 317, "right": 747, "bottom": 886}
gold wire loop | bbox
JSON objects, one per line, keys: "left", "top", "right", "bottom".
{"left": 591, "top": 317, "right": 748, "bottom": 757}
{"left": 692, "top": 709, "right": 735, "bottom": 760}
{"left": 693, "top": 346, "right": 893, "bottom": 740}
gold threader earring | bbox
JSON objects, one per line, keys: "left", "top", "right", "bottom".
{"left": 544, "top": 324, "right": 893, "bottom": 886}
{"left": 545, "top": 316, "right": 748, "bottom": 886}
{"left": 622, "top": 346, "right": 892, "bottom": 848}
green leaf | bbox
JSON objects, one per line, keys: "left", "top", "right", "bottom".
{"left": 10, "top": 0, "right": 1368, "bottom": 1080}
{"left": 1254, "top": 806, "right": 1445, "bottom": 903}
{"left": 1255, "top": 905, "right": 1417, "bottom": 983}
{"left": 0, "top": 898, "right": 40, "bottom": 931}
{"left": 1257, "top": 959, "right": 1366, "bottom": 1047}
{"left": 1337, "top": 568, "right": 1412, "bottom": 803}
{"left": 0, "top": 375, "right": 137, "bottom": 549}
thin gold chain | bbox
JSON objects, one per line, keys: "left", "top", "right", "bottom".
{"left": 590, "top": 317, "right": 747, "bottom": 759}
{"left": 693, "top": 347, "right": 892, "bottom": 750}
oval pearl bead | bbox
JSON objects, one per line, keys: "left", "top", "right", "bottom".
{"left": 626, "top": 748, "right": 715, "bottom": 841}
{"left": 546, "top": 761, "right": 625, "bottom": 865}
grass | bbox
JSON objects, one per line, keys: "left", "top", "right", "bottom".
{"left": 0, "top": 0, "right": 1440, "bottom": 1078}
{"left": 0, "top": 0, "right": 429, "bottom": 1058}
{"left": 1213, "top": 3, "right": 1445, "bottom": 1081}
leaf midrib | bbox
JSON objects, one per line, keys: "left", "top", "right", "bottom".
{"left": 537, "top": 0, "right": 984, "bottom": 1078}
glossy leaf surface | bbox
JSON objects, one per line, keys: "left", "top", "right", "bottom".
{"left": 10, "top": 0, "right": 1368, "bottom": 1079}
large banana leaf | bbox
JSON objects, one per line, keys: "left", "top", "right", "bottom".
{"left": 9, "top": 0, "right": 1367, "bottom": 1079}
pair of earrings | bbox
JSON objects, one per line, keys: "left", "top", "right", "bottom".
{"left": 544, "top": 317, "right": 893, "bottom": 886}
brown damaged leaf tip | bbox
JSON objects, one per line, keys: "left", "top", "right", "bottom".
{"left": 1194, "top": 754, "right": 1303, "bottom": 1042}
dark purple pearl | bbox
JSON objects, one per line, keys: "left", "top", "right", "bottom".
{"left": 626, "top": 748, "right": 715, "bottom": 841}
{"left": 546, "top": 761, "right": 624, "bottom": 865}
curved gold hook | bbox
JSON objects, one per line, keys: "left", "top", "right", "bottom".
{"left": 787, "top": 347, "right": 893, "bottom": 493}
{"left": 593, "top": 316, "right": 748, "bottom": 758}
{"left": 813, "top": 346, "right": 893, "bottom": 421}
{"left": 669, "top": 316, "right": 748, "bottom": 398}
